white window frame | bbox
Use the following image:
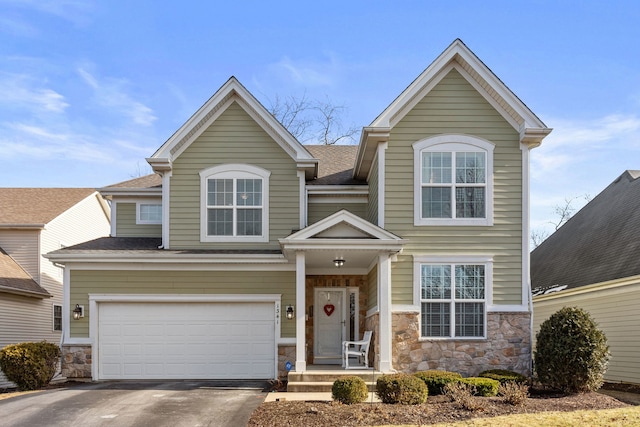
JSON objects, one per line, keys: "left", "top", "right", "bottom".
{"left": 413, "top": 255, "right": 493, "bottom": 340}
{"left": 413, "top": 135, "right": 494, "bottom": 226}
{"left": 136, "top": 202, "right": 162, "bottom": 224}
{"left": 199, "top": 164, "right": 270, "bottom": 243}
{"left": 53, "top": 304, "right": 62, "bottom": 331}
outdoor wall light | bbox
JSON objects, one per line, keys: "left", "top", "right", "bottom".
{"left": 286, "top": 305, "right": 295, "bottom": 320}
{"left": 333, "top": 258, "right": 345, "bottom": 268}
{"left": 73, "top": 304, "right": 84, "bottom": 320}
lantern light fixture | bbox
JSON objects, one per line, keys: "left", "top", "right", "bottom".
{"left": 285, "top": 305, "right": 294, "bottom": 320}
{"left": 333, "top": 258, "right": 345, "bottom": 268}
{"left": 73, "top": 304, "right": 84, "bottom": 320}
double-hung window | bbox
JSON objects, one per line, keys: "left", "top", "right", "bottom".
{"left": 200, "top": 164, "right": 270, "bottom": 242}
{"left": 136, "top": 202, "right": 162, "bottom": 224}
{"left": 414, "top": 256, "right": 491, "bottom": 339}
{"left": 413, "top": 135, "right": 494, "bottom": 226}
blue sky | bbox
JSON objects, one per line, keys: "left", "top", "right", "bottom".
{"left": 1, "top": 1, "right": 639, "bottom": 239}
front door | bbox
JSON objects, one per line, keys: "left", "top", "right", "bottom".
{"left": 313, "top": 288, "right": 346, "bottom": 364}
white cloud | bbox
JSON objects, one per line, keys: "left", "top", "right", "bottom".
{"left": 266, "top": 53, "right": 342, "bottom": 88}
{"left": 78, "top": 67, "right": 157, "bottom": 126}
{"left": 1, "top": 0, "right": 95, "bottom": 26}
{"left": 0, "top": 73, "right": 69, "bottom": 113}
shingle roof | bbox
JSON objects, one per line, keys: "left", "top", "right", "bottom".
{"left": 102, "top": 174, "right": 162, "bottom": 189}
{"left": 0, "top": 188, "right": 97, "bottom": 225}
{"left": 305, "top": 145, "right": 364, "bottom": 185}
{"left": 0, "top": 247, "right": 50, "bottom": 297}
{"left": 531, "top": 170, "right": 640, "bottom": 294}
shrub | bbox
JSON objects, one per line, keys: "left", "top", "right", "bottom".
{"left": 534, "top": 306, "right": 610, "bottom": 393}
{"left": 0, "top": 341, "right": 61, "bottom": 391}
{"left": 499, "top": 381, "right": 529, "bottom": 406}
{"left": 443, "top": 382, "right": 486, "bottom": 411}
{"left": 331, "top": 376, "right": 368, "bottom": 404}
{"left": 414, "top": 370, "right": 462, "bottom": 395}
{"left": 479, "top": 369, "right": 528, "bottom": 385}
{"left": 376, "top": 373, "right": 428, "bottom": 405}
{"left": 459, "top": 377, "right": 499, "bottom": 396}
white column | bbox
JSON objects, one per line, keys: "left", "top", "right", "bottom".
{"left": 295, "top": 251, "right": 307, "bottom": 371}
{"left": 378, "top": 253, "right": 393, "bottom": 372}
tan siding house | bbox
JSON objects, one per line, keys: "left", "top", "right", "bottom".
{"left": 532, "top": 170, "right": 640, "bottom": 385}
{"left": 0, "top": 189, "right": 110, "bottom": 388}
{"left": 48, "top": 40, "right": 551, "bottom": 383}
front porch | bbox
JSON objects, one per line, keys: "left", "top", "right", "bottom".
{"left": 287, "top": 364, "right": 385, "bottom": 392}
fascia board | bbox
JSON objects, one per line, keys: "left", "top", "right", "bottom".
{"left": 0, "top": 285, "right": 51, "bottom": 298}
{"left": 45, "top": 252, "right": 288, "bottom": 264}
{"left": 0, "top": 224, "right": 45, "bottom": 229}
{"left": 284, "top": 210, "right": 402, "bottom": 241}
{"left": 306, "top": 186, "right": 369, "bottom": 196}
{"left": 280, "top": 239, "right": 405, "bottom": 251}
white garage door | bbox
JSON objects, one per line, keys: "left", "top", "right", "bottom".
{"left": 98, "top": 302, "right": 275, "bottom": 380}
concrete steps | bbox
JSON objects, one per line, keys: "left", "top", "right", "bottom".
{"left": 287, "top": 369, "right": 383, "bottom": 392}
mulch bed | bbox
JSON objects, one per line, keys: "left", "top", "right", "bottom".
{"left": 248, "top": 388, "right": 633, "bottom": 426}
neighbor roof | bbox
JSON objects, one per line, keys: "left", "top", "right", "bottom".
{"left": 0, "top": 188, "right": 97, "bottom": 226}
{"left": 0, "top": 247, "right": 50, "bottom": 298}
{"left": 531, "top": 170, "right": 640, "bottom": 295}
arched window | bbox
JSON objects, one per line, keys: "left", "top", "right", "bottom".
{"left": 200, "top": 164, "right": 270, "bottom": 242}
{"left": 413, "top": 135, "right": 494, "bottom": 226}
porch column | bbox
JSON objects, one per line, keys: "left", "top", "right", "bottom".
{"left": 295, "top": 250, "right": 306, "bottom": 371}
{"left": 378, "top": 253, "right": 393, "bottom": 372}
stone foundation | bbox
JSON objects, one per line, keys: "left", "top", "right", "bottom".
{"left": 364, "top": 312, "right": 379, "bottom": 369}
{"left": 61, "top": 345, "right": 92, "bottom": 379}
{"left": 392, "top": 311, "right": 531, "bottom": 376}
{"left": 277, "top": 344, "right": 296, "bottom": 379}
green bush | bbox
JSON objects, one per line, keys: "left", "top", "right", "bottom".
{"left": 376, "top": 373, "right": 428, "bottom": 405}
{"left": 0, "top": 341, "right": 61, "bottom": 390}
{"left": 479, "top": 369, "right": 528, "bottom": 385}
{"left": 458, "top": 377, "right": 499, "bottom": 396}
{"left": 413, "top": 370, "right": 462, "bottom": 395}
{"left": 331, "top": 376, "right": 368, "bottom": 404}
{"left": 534, "top": 306, "right": 610, "bottom": 394}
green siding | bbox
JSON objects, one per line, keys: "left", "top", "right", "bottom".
{"left": 367, "top": 264, "right": 377, "bottom": 310}
{"left": 307, "top": 202, "right": 367, "bottom": 224}
{"left": 386, "top": 69, "right": 523, "bottom": 306}
{"left": 367, "top": 158, "right": 379, "bottom": 225}
{"left": 169, "top": 101, "right": 300, "bottom": 249}
{"left": 115, "top": 202, "right": 162, "bottom": 237}
{"left": 69, "top": 269, "right": 295, "bottom": 338}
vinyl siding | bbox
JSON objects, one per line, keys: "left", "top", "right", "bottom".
{"left": 307, "top": 201, "right": 367, "bottom": 224}
{"left": 114, "top": 202, "right": 162, "bottom": 237}
{"left": 367, "top": 157, "right": 379, "bottom": 225}
{"left": 169, "top": 101, "right": 300, "bottom": 249}
{"left": 385, "top": 69, "right": 523, "bottom": 306}
{"left": 533, "top": 281, "right": 640, "bottom": 384}
{"left": 367, "top": 264, "right": 377, "bottom": 311}
{"left": 69, "top": 269, "right": 296, "bottom": 339}
{"left": 0, "top": 230, "right": 39, "bottom": 280}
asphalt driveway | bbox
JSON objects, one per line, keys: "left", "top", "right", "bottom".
{"left": 0, "top": 380, "right": 267, "bottom": 427}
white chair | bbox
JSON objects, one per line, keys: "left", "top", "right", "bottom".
{"left": 342, "top": 330, "right": 372, "bottom": 369}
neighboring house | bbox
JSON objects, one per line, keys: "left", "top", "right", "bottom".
{"left": 531, "top": 170, "right": 640, "bottom": 385}
{"left": 46, "top": 39, "right": 551, "bottom": 382}
{"left": 0, "top": 188, "right": 110, "bottom": 388}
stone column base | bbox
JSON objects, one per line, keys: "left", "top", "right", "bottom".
{"left": 61, "top": 344, "right": 92, "bottom": 379}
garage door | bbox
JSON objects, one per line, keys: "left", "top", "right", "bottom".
{"left": 98, "top": 302, "right": 275, "bottom": 380}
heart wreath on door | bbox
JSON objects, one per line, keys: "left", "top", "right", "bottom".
{"left": 323, "top": 304, "right": 335, "bottom": 316}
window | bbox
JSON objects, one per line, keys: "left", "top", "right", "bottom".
{"left": 53, "top": 304, "right": 62, "bottom": 331}
{"left": 200, "top": 164, "right": 270, "bottom": 242}
{"left": 136, "top": 203, "right": 162, "bottom": 224}
{"left": 414, "top": 256, "right": 492, "bottom": 339}
{"left": 413, "top": 135, "right": 494, "bottom": 226}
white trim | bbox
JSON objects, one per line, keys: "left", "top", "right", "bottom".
{"left": 378, "top": 142, "right": 388, "bottom": 227}
{"left": 413, "top": 255, "right": 493, "bottom": 340}
{"left": 295, "top": 251, "right": 306, "bottom": 372}
{"left": 297, "top": 171, "right": 307, "bottom": 229}
{"left": 161, "top": 171, "right": 171, "bottom": 248}
{"left": 487, "top": 304, "right": 529, "bottom": 312}
{"left": 306, "top": 185, "right": 369, "bottom": 196}
{"left": 52, "top": 261, "right": 293, "bottom": 270}
{"left": 88, "top": 293, "right": 282, "bottom": 381}
{"left": 392, "top": 304, "right": 419, "bottom": 312}
{"left": 199, "top": 164, "right": 270, "bottom": 243}
{"left": 110, "top": 201, "right": 117, "bottom": 237}
{"left": 278, "top": 338, "right": 297, "bottom": 345}
{"left": 366, "top": 306, "right": 379, "bottom": 317}
{"left": 521, "top": 145, "right": 531, "bottom": 308}
{"left": 413, "top": 135, "right": 494, "bottom": 226}
{"left": 136, "top": 202, "right": 162, "bottom": 225}
{"left": 378, "top": 254, "right": 392, "bottom": 372}
{"left": 307, "top": 196, "right": 367, "bottom": 204}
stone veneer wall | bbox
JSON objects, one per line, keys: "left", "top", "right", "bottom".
{"left": 393, "top": 311, "right": 531, "bottom": 376}
{"left": 278, "top": 344, "right": 296, "bottom": 379}
{"left": 61, "top": 345, "right": 92, "bottom": 379}
{"left": 364, "top": 312, "right": 379, "bottom": 369}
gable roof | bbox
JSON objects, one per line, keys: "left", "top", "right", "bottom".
{"left": 305, "top": 145, "right": 363, "bottom": 185}
{"left": 148, "top": 77, "right": 318, "bottom": 179}
{"left": 354, "top": 39, "right": 552, "bottom": 179}
{"left": 0, "top": 188, "right": 98, "bottom": 227}
{"left": 99, "top": 174, "right": 163, "bottom": 197}
{"left": 0, "top": 247, "right": 50, "bottom": 298}
{"left": 531, "top": 170, "right": 640, "bottom": 295}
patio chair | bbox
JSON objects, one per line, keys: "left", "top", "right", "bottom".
{"left": 342, "top": 330, "right": 372, "bottom": 369}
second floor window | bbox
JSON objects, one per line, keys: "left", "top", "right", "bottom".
{"left": 137, "top": 203, "right": 162, "bottom": 224}
{"left": 200, "top": 164, "right": 270, "bottom": 242}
